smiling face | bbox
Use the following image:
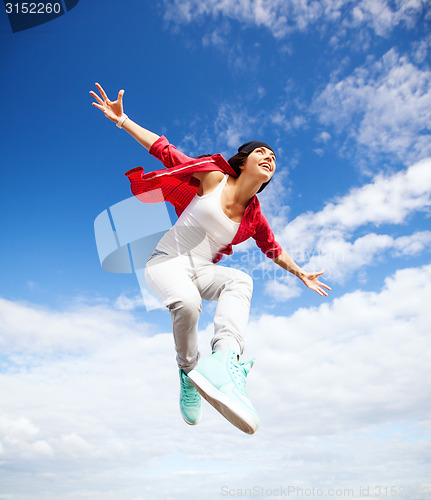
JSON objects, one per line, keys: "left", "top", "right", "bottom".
{"left": 240, "top": 146, "right": 277, "bottom": 183}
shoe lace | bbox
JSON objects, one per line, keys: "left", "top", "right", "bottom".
{"left": 229, "top": 353, "right": 249, "bottom": 397}
{"left": 180, "top": 372, "right": 200, "bottom": 406}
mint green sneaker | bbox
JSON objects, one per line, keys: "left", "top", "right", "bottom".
{"left": 179, "top": 369, "right": 202, "bottom": 425}
{"left": 188, "top": 350, "right": 259, "bottom": 434}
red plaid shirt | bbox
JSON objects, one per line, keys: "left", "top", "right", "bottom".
{"left": 125, "top": 136, "right": 282, "bottom": 263}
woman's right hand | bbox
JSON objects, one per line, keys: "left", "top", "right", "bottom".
{"left": 90, "top": 83, "right": 125, "bottom": 123}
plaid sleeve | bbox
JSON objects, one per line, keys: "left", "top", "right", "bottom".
{"left": 252, "top": 214, "right": 283, "bottom": 259}
{"left": 149, "top": 136, "right": 195, "bottom": 169}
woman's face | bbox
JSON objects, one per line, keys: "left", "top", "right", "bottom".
{"left": 240, "top": 147, "right": 276, "bottom": 183}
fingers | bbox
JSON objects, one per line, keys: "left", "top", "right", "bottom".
{"left": 307, "top": 280, "right": 330, "bottom": 296}
{"left": 320, "top": 282, "right": 332, "bottom": 291}
{"left": 315, "top": 281, "right": 331, "bottom": 295}
{"left": 118, "top": 89, "right": 125, "bottom": 101}
{"left": 95, "top": 82, "right": 109, "bottom": 102}
{"left": 315, "top": 278, "right": 331, "bottom": 290}
{"left": 89, "top": 90, "right": 104, "bottom": 106}
{"left": 91, "top": 102, "right": 104, "bottom": 111}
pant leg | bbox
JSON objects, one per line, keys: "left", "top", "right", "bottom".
{"left": 144, "top": 254, "right": 202, "bottom": 372}
{"left": 192, "top": 262, "right": 253, "bottom": 355}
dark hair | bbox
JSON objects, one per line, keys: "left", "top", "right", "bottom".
{"left": 228, "top": 151, "right": 272, "bottom": 194}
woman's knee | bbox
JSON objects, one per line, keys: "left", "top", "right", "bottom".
{"left": 167, "top": 293, "right": 202, "bottom": 317}
{"left": 231, "top": 269, "right": 253, "bottom": 297}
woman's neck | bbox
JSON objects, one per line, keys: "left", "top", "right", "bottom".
{"left": 227, "top": 175, "right": 260, "bottom": 206}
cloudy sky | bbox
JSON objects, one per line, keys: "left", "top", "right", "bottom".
{"left": 1, "top": 1, "right": 430, "bottom": 499}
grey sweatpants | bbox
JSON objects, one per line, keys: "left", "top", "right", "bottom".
{"left": 144, "top": 251, "right": 253, "bottom": 372}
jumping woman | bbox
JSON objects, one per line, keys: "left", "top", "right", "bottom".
{"left": 90, "top": 83, "right": 331, "bottom": 434}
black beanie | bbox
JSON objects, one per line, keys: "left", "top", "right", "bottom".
{"left": 238, "top": 141, "right": 275, "bottom": 155}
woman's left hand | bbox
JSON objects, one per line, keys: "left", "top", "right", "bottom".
{"left": 300, "top": 270, "right": 331, "bottom": 296}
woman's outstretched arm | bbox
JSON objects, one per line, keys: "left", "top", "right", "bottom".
{"left": 122, "top": 116, "right": 160, "bottom": 151}
{"left": 90, "top": 82, "right": 159, "bottom": 150}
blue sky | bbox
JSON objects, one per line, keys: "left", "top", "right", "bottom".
{"left": 1, "top": 1, "right": 431, "bottom": 499}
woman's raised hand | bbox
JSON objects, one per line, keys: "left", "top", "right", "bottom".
{"left": 90, "top": 83, "right": 125, "bottom": 123}
{"left": 300, "top": 270, "right": 332, "bottom": 297}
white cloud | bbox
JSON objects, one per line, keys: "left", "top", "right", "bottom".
{"left": 316, "top": 158, "right": 431, "bottom": 227}
{"left": 278, "top": 158, "right": 431, "bottom": 282}
{"left": 114, "top": 293, "right": 145, "bottom": 311}
{"left": 263, "top": 273, "right": 303, "bottom": 301}
{"left": 163, "top": 0, "right": 428, "bottom": 40}
{"left": 312, "top": 48, "right": 431, "bottom": 164}
{"left": 177, "top": 102, "right": 260, "bottom": 158}
{"left": 0, "top": 298, "right": 146, "bottom": 354}
{"left": 0, "top": 415, "right": 39, "bottom": 441}
{"left": 306, "top": 231, "right": 431, "bottom": 281}
{"left": 59, "top": 433, "right": 102, "bottom": 458}
{"left": 316, "top": 131, "right": 332, "bottom": 143}
{"left": 247, "top": 263, "right": 431, "bottom": 433}
{"left": 412, "top": 32, "right": 431, "bottom": 64}
{"left": 348, "top": 0, "right": 424, "bottom": 36}
{"left": 214, "top": 103, "right": 257, "bottom": 149}
{"left": 393, "top": 230, "right": 431, "bottom": 256}
{"left": 115, "top": 290, "right": 163, "bottom": 311}
{"left": 1, "top": 263, "right": 431, "bottom": 497}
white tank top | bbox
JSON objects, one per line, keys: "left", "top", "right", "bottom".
{"left": 155, "top": 174, "right": 240, "bottom": 262}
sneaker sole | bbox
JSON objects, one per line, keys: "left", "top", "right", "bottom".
{"left": 181, "top": 413, "right": 200, "bottom": 426}
{"left": 187, "top": 371, "right": 258, "bottom": 434}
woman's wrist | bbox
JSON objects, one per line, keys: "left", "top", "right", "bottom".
{"left": 116, "top": 113, "right": 128, "bottom": 128}
{"left": 291, "top": 268, "right": 306, "bottom": 280}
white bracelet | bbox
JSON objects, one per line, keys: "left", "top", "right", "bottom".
{"left": 116, "top": 113, "right": 128, "bottom": 129}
